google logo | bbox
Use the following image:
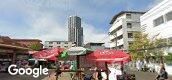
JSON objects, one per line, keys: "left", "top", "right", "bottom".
{"left": 8, "top": 64, "right": 49, "bottom": 78}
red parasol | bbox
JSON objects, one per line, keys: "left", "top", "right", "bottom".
{"left": 87, "top": 49, "right": 131, "bottom": 63}
{"left": 87, "top": 49, "right": 131, "bottom": 80}
{"left": 32, "top": 48, "right": 64, "bottom": 61}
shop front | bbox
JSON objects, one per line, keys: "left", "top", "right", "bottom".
{"left": 0, "top": 44, "right": 29, "bottom": 72}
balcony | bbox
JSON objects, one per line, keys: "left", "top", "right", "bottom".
{"left": 109, "top": 29, "right": 123, "bottom": 40}
{"left": 109, "top": 20, "right": 123, "bottom": 33}
{"left": 117, "top": 39, "right": 124, "bottom": 46}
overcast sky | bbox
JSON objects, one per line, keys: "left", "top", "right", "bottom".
{"left": 0, "top": 0, "right": 162, "bottom": 46}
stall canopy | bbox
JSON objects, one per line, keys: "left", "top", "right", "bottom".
{"left": 87, "top": 49, "right": 131, "bottom": 80}
{"left": 87, "top": 49, "right": 131, "bottom": 63}
{"left": 32, "top": 48, "right": 64, "bottom": 61}
{"left": 67, "top": 47, "right": 92, "bottom": 55}
{"left": 67, "top": 47, "right": 93, "bottom": 69}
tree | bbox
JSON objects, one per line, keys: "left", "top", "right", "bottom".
{"left": 29, "top": 43, "right": 42, "bottom": 51}
{"left": 129, "top": 32, "right": 151, "bottom": 60}
{"left": 129, "top": 32, "right": 168, "bottom": 63}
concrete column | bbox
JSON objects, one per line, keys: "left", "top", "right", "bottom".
{"left": 12, "top": 52, "right": 16, "bottom": 64}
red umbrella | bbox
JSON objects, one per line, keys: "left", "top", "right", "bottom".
{"left": 32, "top": 48, "right": 64, "bottom": 61}
{"left": 87, "top": 49, "right": 131, "bottom": 80}
{"left": 87, "top": 49, "right": 131, "bottom": 63}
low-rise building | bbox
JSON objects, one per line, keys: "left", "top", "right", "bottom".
{"left": 109, "top": 11, "right": 145, "bottom": 51}
{"left": 12, "top": 39, "right": 43, "bottom": 50}
{"left": 84, "top": 42, "right": 105, "bottom": 50}
{"left": 0, "top": 36, "right": 29, "bottom": 72}
{"left": 44, "top": 41, "right": 76, "bottom": 49}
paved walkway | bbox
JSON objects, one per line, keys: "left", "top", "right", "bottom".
{"left": 42, "top": 70, "right": 172, "bottom": 80}
{"left": 42, "top": 72, "right": 71, "bottom": 80}
{"left": 127, "top": 70, "right": 172, "bottom": 80}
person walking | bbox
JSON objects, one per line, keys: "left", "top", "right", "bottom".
{"left": 97, "top": 69, "right": 102, "bottom": 80}
{"left": 155, "top": 64, "right": 168, "bottom": 80}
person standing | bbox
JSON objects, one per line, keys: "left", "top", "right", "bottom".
{"left": 97, "top": 69, "right": 102, "bottom": 80}
{"left": 156, "top": 64, "right": 168, "bottom": 80}
{"left": 101, "top": 69, "right": 107, "bottom": 80}
{"left": 136, "top": 59, "right": 141, "bottom": 71}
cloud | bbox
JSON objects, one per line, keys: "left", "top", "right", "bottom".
{"left": 0, "top": 0, "right": 116, "bottom": 47}
{"left": 83, "top": 23, "right": 109, "bottom": 47}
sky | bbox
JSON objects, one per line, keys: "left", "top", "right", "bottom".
{"left": 0, "top": 0, "right": 162, "bottom": 46}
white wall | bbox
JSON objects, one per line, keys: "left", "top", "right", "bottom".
{"left": 141, "top": 0, "right": 172, "bottom": 75}
{"left": 141, "top": 0, "right": 172, "bottom": 39}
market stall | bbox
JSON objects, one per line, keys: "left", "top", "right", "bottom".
{"left": 87, "top": 49, "right": 132, "bottom": 80}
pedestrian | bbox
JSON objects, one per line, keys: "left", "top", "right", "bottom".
{"left": 155, "top": 64, "right": 168, "bottom": 80}
{"left": 136, "top": 59, "right": 141, "bottom": 71}
{"left": 97, "top": 69, "right": 102, "bottom": 80}
{"left": 83, "top": 67, "right": 93, "bottom": 80}
{"left": 101, "top": 69, "right": 107, "bottom": 80}
{"left": 55, "top": 62, "right": 62, "bottom": 80}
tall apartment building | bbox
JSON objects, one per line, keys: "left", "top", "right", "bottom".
{"left": 68, "top": 16, "right": 83, "bottom": 46}
{"left": 44, "top": 41, "right": 75, "bottom": 49}
{"left": 109, "top": 11, "right": 145, "bottom": 51}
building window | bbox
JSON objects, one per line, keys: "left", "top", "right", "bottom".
{"left": 57, "top": 46, "right": 60, "bottom": 48}
{"left": 127, "top": 23, "right": 132, "bottom": 28}
{"left": 49, "top": 42, "right": 53, "bottom": 44}
{"left": 166, "top": 11, "right": 172, "bottom": 21}
{"left": 126, "top": 14, "right": 131, "bottom": 19}
{"left": 116, "top": 35, "right": 123, "bottom": 40}
{"left": 153, "top": 16, "right": 164, "bottom": 27}
{"left": 56, "top": 42, "right": 60, "bottom": 44}
{"left": 64, "top": 42, "right": 68, "bottom": 44}
{"left": 49, "top": 46, "right": 53, "bottom": 48}
{"left": 128, "top": 33, "right": 133, "bottom": 38}
{"left": 119, "top": 45, "right": 124, "bottom": 49}
{"left": 64, "top": 46, "right": 68, "bottom": 48}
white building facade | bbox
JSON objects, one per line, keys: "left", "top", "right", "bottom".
{"left": 109, "top": 11, "right": 145, "bottom": 51}
{"left": 140, "top": 0, "right": 172, "bottom": 39}
{"left": 140, "top": 0, "right": 172, "bottom": 75}
{"left": 140, "top": 0, "right": 172, "bottom": 53}
{"left": 44, "top": 41, "right": 75, "bottom": 49}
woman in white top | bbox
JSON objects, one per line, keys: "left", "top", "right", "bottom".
{"left": 108, "top": 65, "right": 122, "bottom": 80}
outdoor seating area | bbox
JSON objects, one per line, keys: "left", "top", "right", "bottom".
{"left": 30, "top": 47, "right": 134, "bottom": 80}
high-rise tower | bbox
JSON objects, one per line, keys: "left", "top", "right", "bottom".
{"left": 68, "top": 16, "right": 83, "bottom": 46}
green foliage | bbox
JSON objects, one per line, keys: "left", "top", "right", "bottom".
{"left": 29, "top": 43, "right": 42, "bottom": 51}
{"left": 129, "top": 32, "right": 167, "bottom": 61}
{"left": 129, "top": 32, "right": 151, "bottom": 60}
{"left": 165, "top": 53, "right": 172, "bottom": 60}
